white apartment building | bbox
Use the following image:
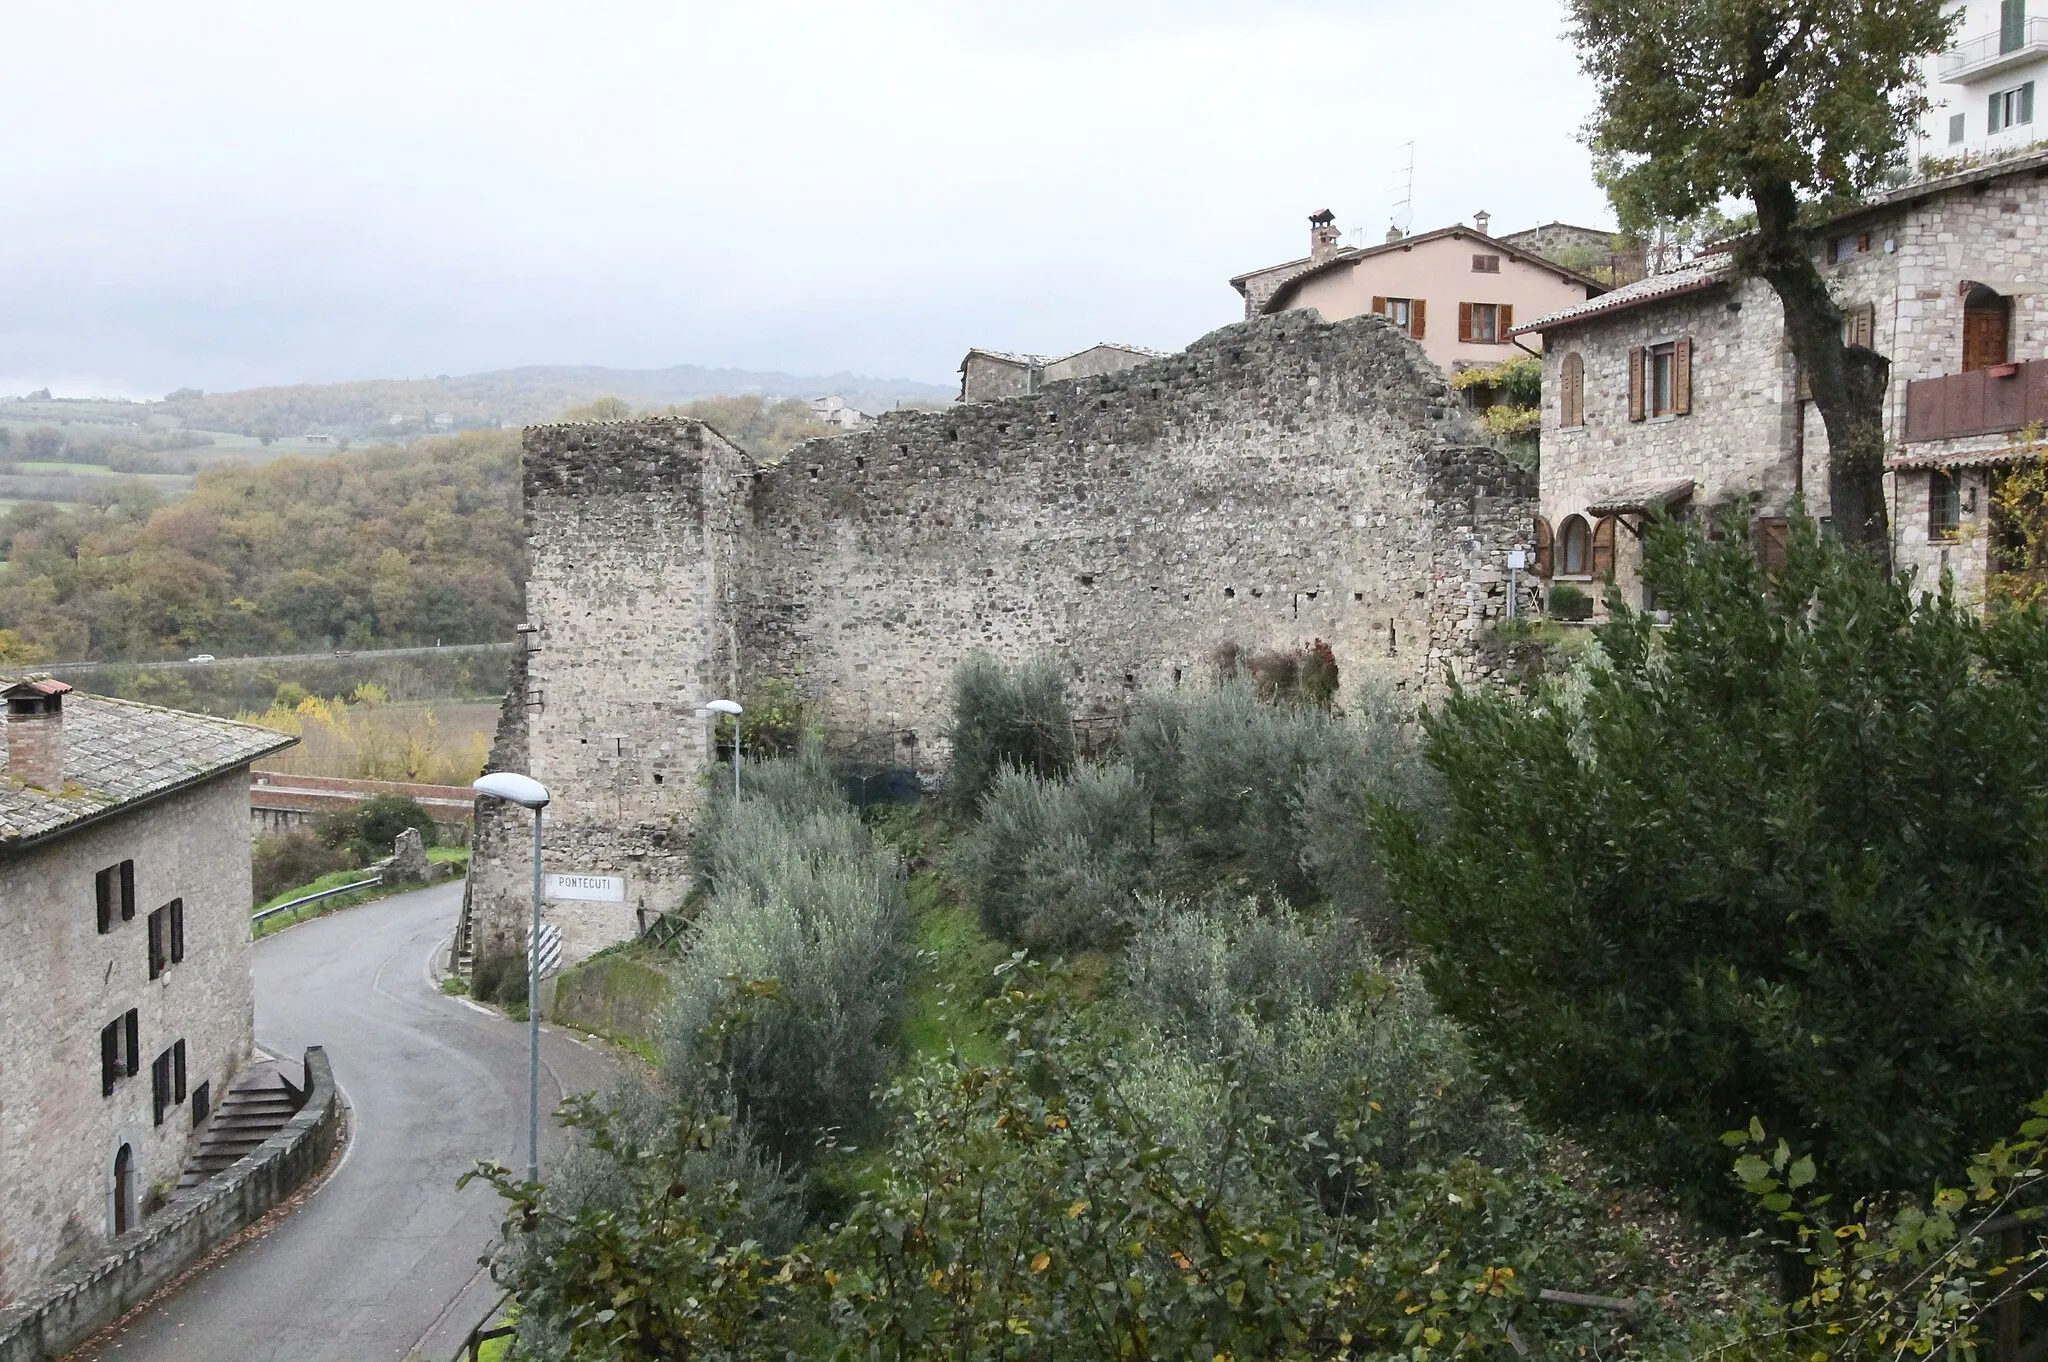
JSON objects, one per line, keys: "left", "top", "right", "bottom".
{"left": 1923, "top": 1, "right": 2048, "bottom": 162}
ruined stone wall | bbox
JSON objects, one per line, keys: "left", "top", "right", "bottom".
{"left": 474, "top": 312, "right": 1537, "bottom": 966}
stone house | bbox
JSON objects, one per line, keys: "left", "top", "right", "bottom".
{"left": 0, "top": 680, "right": 290, "bottom": 1306}
{"left": 808, "top": 395, "right": 871, "bottom": 430}
{"left": 1228, "top": 210, "right": 1610, "bottom": 374}
{"left": 957, "top": 342, "right": 1171, "bottom": 404}
{"left": 1515, "top": 147, "right": 2048, "bottom": 610}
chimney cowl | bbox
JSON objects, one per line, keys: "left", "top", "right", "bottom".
{"left": 1473, "top": 210, "right": 1492, "bottom": 235}
{"left": 3, "top": 676, "right": 69, "bottom": 791}
{"left": 1308, "top": 208, "right": 1343, "bottom": 264}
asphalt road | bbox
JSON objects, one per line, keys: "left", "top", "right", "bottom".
{"left": 71, "top": 879, "right": 619, "bottom": 1362}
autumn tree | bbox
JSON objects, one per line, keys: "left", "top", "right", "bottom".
{"left": 1570, "top": 0, "right": 1956, "bottom": 566}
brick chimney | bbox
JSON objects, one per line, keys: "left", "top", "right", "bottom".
{"left": 4, "top": 678, "right": 70, "bottom": 790}
{"left": 1308, "top": 208, "right": 1342, "bottom": 263}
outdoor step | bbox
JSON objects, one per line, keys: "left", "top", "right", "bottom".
{"left": 174, "top": 1059, "right": 307, "bottom": 1194}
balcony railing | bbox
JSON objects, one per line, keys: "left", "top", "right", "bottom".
{"left": 1939, "top": 18, "right": 2048, "bottom": 82}
{"left": 1903, "top": 359, "right": 2048, "bottom": 443}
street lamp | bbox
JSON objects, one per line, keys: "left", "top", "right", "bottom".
{"left": 704, "top": 699, "right": 743, "bottom": 797}
{"left": 472, "top": 770, "right": 550, "bottom": 1186}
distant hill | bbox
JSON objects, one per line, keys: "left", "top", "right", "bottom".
{"left": 151, "top": 363, "right": 954, "bottom": 440}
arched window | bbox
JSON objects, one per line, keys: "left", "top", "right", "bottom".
{"left": 1558, "top": 514, "right": 1591, "bottom": 576}
{"left": 1559, "top": 352, "right": 1585, "bottom": 428}
{"left": 112, "top": 1143, "right": 134, "bottom": 1234}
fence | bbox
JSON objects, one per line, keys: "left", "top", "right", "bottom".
{"left": 251, "top": 877, "right": 381, "bottom": 926}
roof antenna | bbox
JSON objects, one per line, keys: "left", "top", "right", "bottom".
{"left": 1388, "top": 141, "right": 1416, "bottom": 243}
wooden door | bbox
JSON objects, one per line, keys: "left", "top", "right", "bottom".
{"left": 1965, "top": 304, "right": 2011, "bottom": 372}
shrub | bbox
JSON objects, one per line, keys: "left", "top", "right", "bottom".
{"left": 1547, "top": 581, "right": 1593, "bottom": 619}
{"left": 945, "top": 653, "right": 1073, "bottom": 808}
{"left": 1121, "top": 900, "right": 1519, "bottom": 1212}
{"left": 317, "top": 792, "right": 438, "bottom": 864}
{"left": 471, "top": 948, "right": 530, "bottom": 1008}
{"left": 662, "top": 754, "right": 912, "bottom": 1167}
{"left": 250, "top": 827, "right": 351, "bottom": 904}
{"left": 952, "top": 762, "right": 1152, "bottom": 950}
{"left": 1379, "top": 513, "right": 2048, "bottom": 1231}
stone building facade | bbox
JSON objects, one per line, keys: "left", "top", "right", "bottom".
{"left": 1517, "top": 147, "right": 2048, "bottom": 606}
{"left": 957, "top": 344, "right": 1169, "bottom": 404}
{"left": 0, "top": 685, "right": 289, "bottom": 1306}
{"left": 468, "top": 311, "right": 1538, "bottom": 966}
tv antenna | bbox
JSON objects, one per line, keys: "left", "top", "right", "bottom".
{"left": 1390, "top": 141, "right": 1416, "bottom": 237}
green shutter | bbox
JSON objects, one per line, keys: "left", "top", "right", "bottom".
{"left": 2004, "top": 0, "right": 2027, "bottom": 53}
{"left": 1992, "top": 91, "right": 2006, "bottom": 133}
{"left": 2023, "top": 81, "right": 2036, "bottom": 124}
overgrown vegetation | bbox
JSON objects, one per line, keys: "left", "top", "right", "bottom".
{"left": 1380, "top": 512, "right": 2048, "bottom": 1233}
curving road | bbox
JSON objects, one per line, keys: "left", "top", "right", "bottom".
{"left": 71, "top": 879, "right": 618, "bottom": 1362}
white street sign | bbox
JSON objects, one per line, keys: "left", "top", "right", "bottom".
{"left": 544, "top": 873, "right": 626, "bottom": 903}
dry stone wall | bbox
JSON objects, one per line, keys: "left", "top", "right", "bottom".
{"left": 472, "top": 312, "right": 1536, "bottom": 964}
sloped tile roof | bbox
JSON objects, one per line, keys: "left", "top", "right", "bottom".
{"left": 0, "top": 689, "right": 295, "bottom": 849}
{"left": 1513, "top": 254, "right": 1736, "bottom": 335}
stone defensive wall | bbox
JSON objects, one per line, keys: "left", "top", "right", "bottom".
{"left": 468, "top": 310, "right": 1537, "bottom": 965}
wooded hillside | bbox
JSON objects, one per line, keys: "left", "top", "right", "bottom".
{"left": 0, "top": 430, "right": 523, "bottom": 662}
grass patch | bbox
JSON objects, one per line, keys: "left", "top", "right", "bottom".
{"left": 251, "top": 865, "right": 385, "bottom": 938}
{"left": 428, "top": 845, "right": 470, "bottom": 866}
{"left": 903, "top": 872, "right": 1006, "bottom": 1066}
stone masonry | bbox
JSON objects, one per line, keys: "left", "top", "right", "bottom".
{"left": 468, "top": 310, "right": 1539, "bottom": 967}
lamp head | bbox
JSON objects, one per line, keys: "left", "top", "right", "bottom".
{"left": 473, "top": 771, "right": 550, "bottom": 809}
{"left": 705, "top": 699, "right": 743, "bottom": 716}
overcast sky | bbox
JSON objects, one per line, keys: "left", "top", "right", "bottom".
{"left": 0, "top": 1, "right": 1611, "bottom": 397}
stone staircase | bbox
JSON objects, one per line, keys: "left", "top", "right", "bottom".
{"left": 175, "top": 1056, "right": 308, "bottom": 1192}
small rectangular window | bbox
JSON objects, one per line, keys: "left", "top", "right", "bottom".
{"left": 151, "top": 1048, "right": 172, "bottom": 1126}
{"left": 94, "top": 862, "right": 132, "bottom": 933}
{"left": 1930, "top": 470, "right": 1962, "bottom": 540}
{"left": 1951, "top": 112, "right": 1967, "bottom": 143}
{"left": 1650, "top": 342, "right": 1678, "bottom": 416}
{"left": 1990, "top": 81, "right": 2035, "bottom": 132}
{"left": 1470, "top": 303, "right": 1500, "bottom": 343}
{"left": 147, "top": 899, "right": 186, "bottom": 978}
{"left": 1471, "top": 254, "right": 1501, "bottom": 273}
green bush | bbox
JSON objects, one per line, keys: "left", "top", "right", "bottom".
{"left": 317, "top": 792, "right": 439, "bottom": 864}
{"left": 1546, "top": 581, "right": 1593, "bottom": 620}
{"left": 662, "top": 754, "right": 913, "bottom": 1168}
{"left": 945, "top": 653, "right": 1074, "bottom": 809}
{"left": 952, "top": 762, "right": 1152, "bottom": 950}
{"left": 250, "top": 828, "right": 352, "bottom": 904}
{"left": 471, "top": 949, "right": 530, "bottom": 1008}
{"left": 1120, "top": 900, "right": 1519, "bottom": 1213}
{"left": 1380, "top": 513, "right": 2048, "bottom": 1231}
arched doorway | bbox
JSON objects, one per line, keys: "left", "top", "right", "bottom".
{"left": 112, "top": 1144, "right": 134, "bottom": 1234}
{"left": 1964, "top": 284, "right": 2012, "bottom": 372}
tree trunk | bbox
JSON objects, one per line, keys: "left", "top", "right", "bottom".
{"left": 1747, "top": 178, "right": 1893, "bottom": 570}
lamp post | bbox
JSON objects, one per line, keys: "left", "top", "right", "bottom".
{"left": 705, "top": 699, "right": 743, "bottom": 797}
{"left": 472, "top": 770, "right": 550, "bottom": 1185}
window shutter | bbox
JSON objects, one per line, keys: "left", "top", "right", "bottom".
{"left": 148, "top": 910, "right": 164, "bottom": 980}
{"left": 2004, "top": 0, "right": 2026, "bottom": 53}
{"left": 1851, "top": 303, "right": 1876, "bottom": 350}
{"left": 1754, "top": 517, "right": 1791, "bottom": 573}
{"left": 1372, "top": 296, "right": 1388, "bottom": 318}
{"left": 124, "top": 1010, "right": 139, "bottom": 1076}
{"left": 102, "top": 1021, "right": 120, "bottom": 1097}
{"left": 2024, "top": 81, "right": 2036, "bottom": 124}
{"left": 1499, "top": 303, "right": 1514, "bottom": 337}
{"left": 1628, "top": 347, "right": 1646, "bottom": 421}
{"left": 119, "top": 861, "right": 135, "bottom": 920}
{"left": 1992, "top": 91, "right": 2006, "bottom": 134}
{"left": 174, "top": 1039, "right": 187, "bottom": 1103}
{"left": 1458, "top": 302, "right": 1474, "bottom": 343}
{"left": 1673, "top": 337, "right": 1693, "bottom": 415}
{"left": 1534, "top": 517, "right": 1554, "bottom": 578}
{"left": 1410, "top": 299, "right": 1426, "bottom": 338}
{"left": 97, "top": 870, "right": 112, "bottom": 935}
{"left": 170, "top": 899, "right": 184, "bottom": 964}
{"left": 1591, "top": 515, "right": 1617, "bottom": 581}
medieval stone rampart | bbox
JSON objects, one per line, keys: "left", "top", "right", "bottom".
{"left": 470, "top": 310, "right": 1537, "bottom": 965}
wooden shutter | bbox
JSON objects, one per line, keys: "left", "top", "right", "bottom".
{"left": 96, "top": 868, "right": 112, "bottom": 934}
{"left": 1534, "top": 517, "right": 1554, "bottom": 578}
{"left": 1992, "top": 90, "right": 2005, "bottom": 134}
{"left": 1372, "top": 296, "right": 1388, "bottom": 318}
{"left": 1499, "top": 303, "right": 1514, "bottom": 338}
{"left": 119, "top": 860, "right": 135, "bottom": 920}
{"left": 1590, "top": 516, "right": 1617, "bottom": 581}
{"left": 173, "top": 1039, "right": 187, "bottom": 1103}
{"left": 1754, "top": 517, "right": 1790, "bottom": 573}
{"left": 170, "top": 898, "right": 184, "bottom": 963}
{"left": 124, "top": 1010, "right": 139, "bottom": 1076}
{"left": 1410, "top": 298, "right": 1426, "bottom": 339}
{"left": 1628, "top": 347, "right": 1646, "bottom": 421}
{"left": 1846, "top": 303, "right": 1875, "bottom": 350}
{"left": 102, "top": 1020, "right": 120, "bottom": 1096}
{"left": 2024, "top": 81, "right": 2036, "bottom": 124}
{"left": 1561, "top": 352, "right": 1584, "bottom": 426}
{"left": 1457, "top": 302, "right": 1473, "bottom": 343}
{"left": 1673, "top": 337, "right": 1693, "bottom": 415}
